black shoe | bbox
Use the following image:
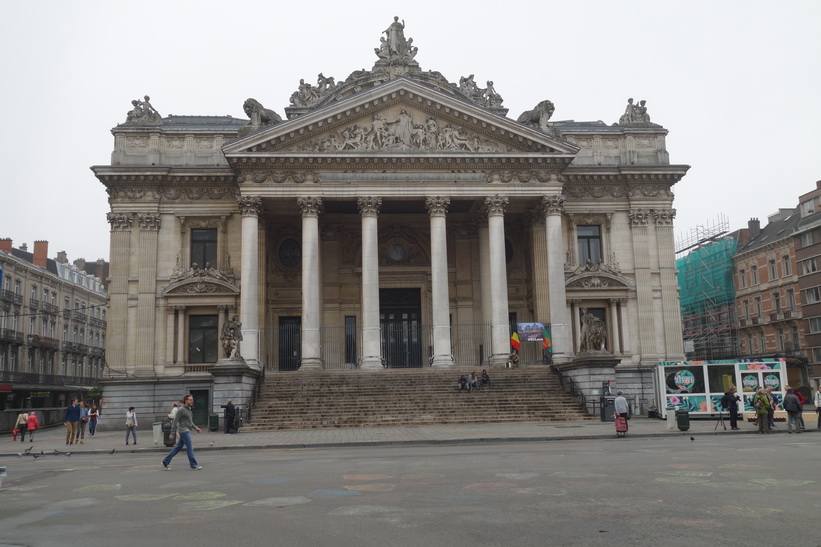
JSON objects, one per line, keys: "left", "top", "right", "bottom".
{"left": 162, "top": 461, "right": 170, "bottom": 470}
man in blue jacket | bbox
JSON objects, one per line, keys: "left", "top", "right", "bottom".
{"left": 63, "top": 398, "right": 81, "bottom": 445}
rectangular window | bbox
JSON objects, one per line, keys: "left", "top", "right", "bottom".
{"left": 738, "top": 269, "right": 747, "bottom": 288}
{"left": 802, "top": 200, "right": 815, "bottom": 216}
{"left": 14, "top": 279, "right": 21, "bottom": 295}
{"left": 773, "top": 292, "right": 781, "bottom": 312}
{"left": 743, "top": 300, "right": 750, "bottom": 319}
{"left": 344, "top": 316, "right": 357, "bottom": 364}
{"left": 801, "top": 231, "right": 814, "bottom": 247}
{"left": 191, "top": 229, "right": 218, "bottom": 269}
{"left": 750, "top": 265, "right": 759, "bottom": 285}
{"left": 577, "top": 225, "right": 602, "bottom": 266}
{"left": 758, "top": 332, "right": 766, "bottom": 353}
{"left": 806, "top": 287, "right": 821, "bottom": 304}
{"left": 755, "top": 297, "right": 762, "bottom": 317}
{"left": 776, "top": 328, "right": 785, "bottom": 352}
{"left": 813, "top": 347, "right": 821, "bottom": 362}
{"left": 783, "top": 255, "right": 792, "bottom": 276}
{"left": 810, "top": 317, "right": 821, "bottom": 333}
{"left": 787, "top": 289, "right": 796, "bottom": 310}
{"left": 791, "top": 326, "right": 800, "bottom": 352}
{"left": 801, "top": 258, "right": 818, "bottom": 275}
{"left": 188, "top": 314, "right": 219, "bottom": 363}
{"left": 769, "top": 260, "right": 777, "bottom": 280}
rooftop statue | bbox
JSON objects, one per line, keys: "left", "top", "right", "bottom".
{"left": 516, "top": 100, "right": 555, "bottom": 132}
{"left": 124, "top": 95, "right": 163, "bottom": 125}
{"left": 243, "top": 98, "right": 283, "bottom": 128}
{"left": 617, "top": 98, "right": 657, "bottom": 126}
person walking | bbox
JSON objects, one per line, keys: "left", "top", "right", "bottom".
{"left": 783, "top": 387, "right": 803, "bottom": 434}
{"left": 721, "top": 386, "right": 741, "bottom": 430}
{"left": 753, "top": 388, "right": 771, "bottom": 434}
{"left": 76, "top": 401, "right": 89, "bottom": 444}
{"left": 88, "top": 404, "right": 99, "bottom": 436}
{"left": 15, "top": 410, "right": 29, "bottom": 442}
{"left": 25, "top": 411, "right": 39, "bottom": 442}
{"left": 125, "top": 406, "right": 138, "bottom": 445}
{"left": 161, "top": 394, "right": 202, "bottom": 471}
{"left": 765, "top": 386, "right": 776, "bottom": 428}
{"left": 64, "top": 398, "right": 81, "bottom": 445}
{"left": 814, "top": 385, "right": 821, "bottom": 430}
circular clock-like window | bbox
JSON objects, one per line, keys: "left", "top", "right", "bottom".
{"left": 279, "top": 239, "right": 301, "bottom": 267}
{"left": 388, "top": 243, "right": 407, "bottom": 262}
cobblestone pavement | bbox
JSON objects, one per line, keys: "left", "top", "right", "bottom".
{"left": 4, "top": 415, "right": 817, "bottom": 457}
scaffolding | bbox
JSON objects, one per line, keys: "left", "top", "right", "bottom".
{"left": 676, "top": 216, "right": 740, "bottom": 360}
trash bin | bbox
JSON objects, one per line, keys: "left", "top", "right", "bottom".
{"left": 209, "top": 413, "right": 219, "bottom": 432}
{"left": 152, "top": 422, "right": 163, "bottom": 446}
{"left": 675, "top": 408, "right": 690, "bottom": 431}
{"left": 600, "top": 396, "right": 616, "bottom": 422}
{"left": 163, "top": 421, "right": 175, "bottom": 447}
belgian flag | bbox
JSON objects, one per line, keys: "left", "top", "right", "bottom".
{"left": 510, "top": 331, "right": 520, "bottom": 351}
{"left": 543, "top": 326, "right": 552, "bottom": 350}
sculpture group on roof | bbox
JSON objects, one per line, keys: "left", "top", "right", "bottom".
{"left": 618, "top": 98, "right": 652, "bottom": 125}
{"left": 125, "top": 95, "right": 162, "bottom": 125}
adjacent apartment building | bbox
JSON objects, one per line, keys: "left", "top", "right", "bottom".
{"left": 794, "top": 181, "right": 821, "bottom": 379}
{"left": 0, "top": 239, "right": 108, "bottom": 419}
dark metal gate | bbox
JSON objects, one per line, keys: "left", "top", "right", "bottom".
{"left": 380, "top": 288, "right": 423, "bottom": 368}
{"left": 278, "top": 316, "right": 301, "bottom": 371}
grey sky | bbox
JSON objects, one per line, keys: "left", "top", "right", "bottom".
{"left": 1, "top": 0, "right": 819, "bottom": 261}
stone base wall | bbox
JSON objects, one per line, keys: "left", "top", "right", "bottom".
{"left": 614, "top": 365, "right": 657, "bottom": 416}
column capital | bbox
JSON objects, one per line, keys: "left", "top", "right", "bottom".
{"left": 652, "top": 208, "right": 676, "bottom": 226}
{"left": 237, "top": 196, "right": 263, "bottom": 216}
{"left": 484, "top": 194, "right": 508, "bottom": 217}
{"left": 297, "top": 196, "right": 323, "bottom": 218}
{"left": 541, "top": 195, "right": 565, "bottom": 215}
{"left": 216, "top": 305, "right": 230, "bottom": 312}
{"left": 166, "top": 306, "right": 177, "bottom": 315}
{"left": 136, "top": 213, "right": 161, "bottom": 231}
{"left": 425, "top": 196, "right": 450, "bottom": 217}
{"left": 357, "top": 196, "right": 382, "bottom": 217}
{"left": 628, "top": 208, "right": 652, "bottom": 227}
{"left": 107, "top": 212, "right": 133, "bottom": 232}
{"left": 174, "top": 305, "right": 187, "bottom": 312}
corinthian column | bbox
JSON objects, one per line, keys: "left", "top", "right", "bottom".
{"left": 238, "top": 196, "right": 262, "bottom": 367}
{"left": 427, "top": 197, "right": 453, "bottom": 367}
{"left": 358, "top": 197, "right": 383, "bottom": 370}
{"left": 485, "top": 195, "right": 510, "bottom": 366}
{"left": 542, "top": 195, "right": 571, "bottom": 360}
{"left": 299, "top": 197, "right": 323, "bottom": 370}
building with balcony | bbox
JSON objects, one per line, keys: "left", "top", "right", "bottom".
{"left": 794, "top": 181, "right": 821, "bottom": 380}
{"left": 0, "top": 239, "right": 108, "bottom": 415}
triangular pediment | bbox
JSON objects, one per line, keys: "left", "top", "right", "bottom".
{"left": 223, "top": 79, "right": 579, "bottom": 159}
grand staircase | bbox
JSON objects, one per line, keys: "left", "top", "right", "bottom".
{"left": 244, "top": 366, "right": 594, "bottom": 430}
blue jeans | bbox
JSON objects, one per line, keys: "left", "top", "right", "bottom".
{"left": 162, "top": 431, "right": 198, "bottom": 468}
{"left": 125, "top": 425, "right": 137, "bottom": 443}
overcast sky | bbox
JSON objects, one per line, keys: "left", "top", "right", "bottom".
{"left": 1, "top": 0, "right": 819, "bottom": 262}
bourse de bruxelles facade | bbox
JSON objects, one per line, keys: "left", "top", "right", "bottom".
{"left": 92, "top": 19, "right": 688, "bottom": 418}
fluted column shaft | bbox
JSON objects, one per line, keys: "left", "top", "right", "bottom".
{"left": 359, "top": 197, "right": 382, "bottom": 370}
{"left": 427, "top": 197, "right": 453, "bottom": 368}
{"left": 238, "top": 197, "right": 262, "bottom": 366}
{"left": 299, "top": 197, "right": 323, "bottom": 370}
{"left": 485, "top": 195, "right": 510, "bottom": 366}
{"left": 543, "top": 196, "right": 570, "bottom": 359}
{"left": 175, "top": 306, "right": 186, "bottom": 365}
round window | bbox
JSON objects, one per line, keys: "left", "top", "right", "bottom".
{"left": 279, "top": 239, "right": 301, "bottom": 267}
{"left": 388, "top": 243, "right": 407, "bottom": 262}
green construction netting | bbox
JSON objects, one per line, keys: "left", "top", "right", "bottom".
{"left": 676, "top": 238, "right": 738, "bottom": 313}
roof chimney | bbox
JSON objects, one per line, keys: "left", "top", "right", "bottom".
{"left": 748, "top": 218, "right": 761, "bottom": 238}
{"left": 33, "top": 240, "right": 48, "bottom": 268}
{"left": 0, "top": 238, "right": 11, "bottom": 253}
{"left": 56, "top": 251, "right": 68, "bottom": 264}
{"left": 19, "top": 243, "right": 27, "bottom": 252}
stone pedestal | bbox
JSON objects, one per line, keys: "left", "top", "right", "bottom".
{"left": 211, "top": 358, "right": 262, "bottom": 428}
{"left": 557, "top": 353, "right": 622, "bottom": 415}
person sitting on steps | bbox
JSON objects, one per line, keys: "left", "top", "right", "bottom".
{"left": 457, "top": 375, "right": 469, "bottom": 390}
{"left": 467, "top": 371, "right": 480, "bottom": 391}
{"left": 481, "top": 369, "right": 491, "bottom": 388}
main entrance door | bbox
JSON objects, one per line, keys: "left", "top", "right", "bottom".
{"left": 380, "top": 288, "right": 423, "bottom": 368}
{"left": 278, "top": 316, "right": 301, "bottom": 371}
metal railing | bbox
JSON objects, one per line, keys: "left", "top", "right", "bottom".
{"left": 551, "top": 364, "right": 595, "bottom": 416}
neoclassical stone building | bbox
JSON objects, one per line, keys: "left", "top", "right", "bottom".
{"left": 92, "top": 20, "right": 688, "bottom": 418}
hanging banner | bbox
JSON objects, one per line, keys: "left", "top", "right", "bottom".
{"left": 516, "top": 323, "right": 545, "bottom": 343}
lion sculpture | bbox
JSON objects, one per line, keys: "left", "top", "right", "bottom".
{"left": 243, "top": 98, "right": 283, "bottom": 127}
{"left": 516, "top": 100, "right": 555, "bottom": 131}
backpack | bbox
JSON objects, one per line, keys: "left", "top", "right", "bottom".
{"left": 754, "top": 397, "right": 763, "bottom": 409}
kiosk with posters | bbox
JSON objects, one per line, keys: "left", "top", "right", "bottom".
{"left": 655, "top": 359, "right": 787, "bottom": 420}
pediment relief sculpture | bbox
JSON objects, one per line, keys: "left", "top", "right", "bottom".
{"left": 299, "top": 109, "right": 507, "bottom": 153}
{"left": 164, "top": 262, "right": 238, "bottom": 296}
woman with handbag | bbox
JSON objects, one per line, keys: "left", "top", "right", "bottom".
{"left": 88, "top": 404, "right": 99, "bottom": 436}
{"left": 125, "top": 406, "right": 138, "bottom": 445}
